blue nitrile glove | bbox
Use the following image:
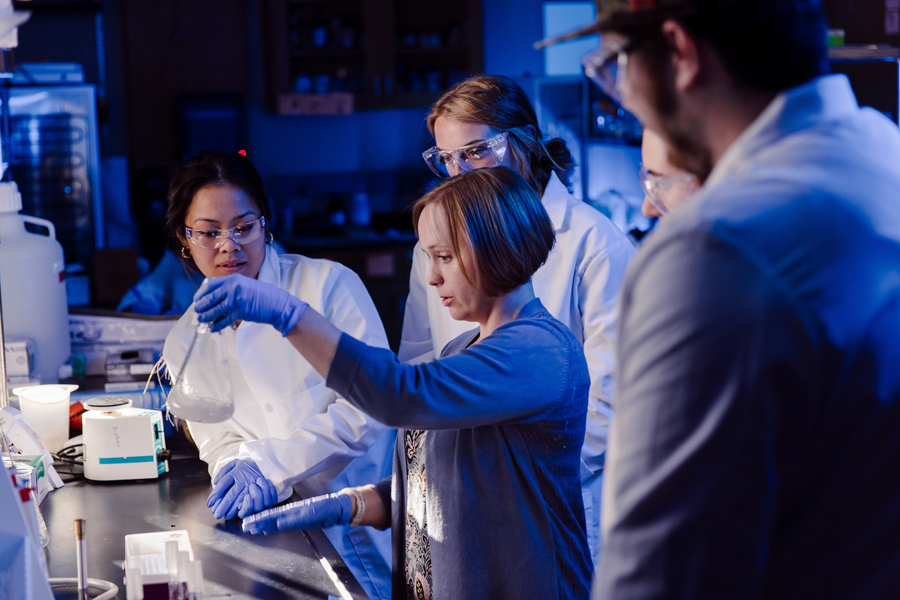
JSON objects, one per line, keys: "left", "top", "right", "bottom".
{"left": 242, "top": 492, "right": 354, "bottom": 535}
{"left": 236, "top": 477, "right": 281, "bottom": 519}
{"left": 207, "top": 458, "right": 278, "bottom": 520}
{"left": 193, "top": 275, "right": 309, "bottom": 335}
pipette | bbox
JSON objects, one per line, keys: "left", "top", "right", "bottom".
{"left": 75, "top": 519, "right": 87, "bottom": 599}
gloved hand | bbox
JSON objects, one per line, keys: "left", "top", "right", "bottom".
{"left": 193, "top": 275, "right": 309, "bottom": 335}
{"left": 207, "top": 458, "right": 279, "bottom": 520}
{"left": 242, "top": 492, "right": 354, "bottom": 535}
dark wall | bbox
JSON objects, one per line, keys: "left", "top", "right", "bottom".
{"left": 118, "top": 0, "right": 249, "bottom": 171}
{"left": 15, "top": 7, "right": 99, "bottom": 82}
{"left": 822, "top": 0, "right": 900, "bottom": 45}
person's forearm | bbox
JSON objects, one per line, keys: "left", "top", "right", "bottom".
{"left": 346, "top": 486, "right": 390, "bottom": 529}
{"left": 284, "top": 309, "right": 343, "bottom": 378}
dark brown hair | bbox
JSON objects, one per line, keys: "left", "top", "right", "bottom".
{"left": 166, "top": 150, "right": 272, "bottom": 265}
{"left": 427, "top": 75, "right": 573, "bottom": 195}
{"left": 620, "top": 2, "right": 828, "bottom": 93}
{"left": 412, "top": 167, "right": 555, "bottom": 297}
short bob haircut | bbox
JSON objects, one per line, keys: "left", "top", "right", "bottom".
{"left": 166, "top": 150, "right": 272, "bottom": 266}
{"left": 412, "top": 167, "right": 555, "bottom": 298}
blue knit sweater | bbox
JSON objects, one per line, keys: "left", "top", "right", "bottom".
{"left": 326, "top": 298, "right": 592, "bottom": 600}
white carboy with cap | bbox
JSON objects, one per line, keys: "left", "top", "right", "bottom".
{"left": 0, "top": 180, "right": 70, "bottom": 383}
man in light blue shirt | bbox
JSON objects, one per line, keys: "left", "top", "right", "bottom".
{"left": 544, "top": 1, "right": 900, "bottom": 598}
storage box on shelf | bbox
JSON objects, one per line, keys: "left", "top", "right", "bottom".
{"left": 277, "top": 91, "right": 354, "bottom": 115}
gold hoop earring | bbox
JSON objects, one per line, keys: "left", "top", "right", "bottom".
{"left": 265, "top": 232, "right": 274, "bottom": 244}
{"left": 181, "top": 246, "right": 191, "bottom": 259}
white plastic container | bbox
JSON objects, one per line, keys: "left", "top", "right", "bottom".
{"left": 0, "top": 182, "right": 70, "bottom": 382}
{"left": 13, "top": 384, "right": 77, "bottom": 453}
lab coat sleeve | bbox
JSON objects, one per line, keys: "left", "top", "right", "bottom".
{"left": 118, "top": 250, "right": 202, "bottom": 315}
{"left": 578, "top": 238, "right": 635, "bottom": 475}
{"left": 117, "top": 252, "right": 175, "bottom": 314}
{"left": 186, "top": 419, "right": 259, "bottom": 479}
{"left": 240, "top": 266, "right": 393, "bottom": 494}
{"left": 327, "top": 319, "right": 579, "bottom": 430}
{"left": 397, "top": 241, "right": 436, "bottom": 364}
{"left": 594, "top": 230, "right": 810, "bottom": 600}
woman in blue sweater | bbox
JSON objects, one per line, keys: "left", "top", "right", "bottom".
{"left": 193, "top": 167, "right": 593, "bottom": 600}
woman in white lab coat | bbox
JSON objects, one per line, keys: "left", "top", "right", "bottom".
{"left": 401, "top": 75, "right": 636, "bottom": 567}
{"left": 161, "top": 151, "right": 394, "bottom": 600}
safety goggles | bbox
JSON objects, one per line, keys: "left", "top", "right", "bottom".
{"left": 422, "top": 131, "right": 509, "bottom": 178}
{"left": 639, "top": 165, "right": 697, "bottom": 216}
{"left": 581, "top": 39, "right": 638, "bottom": 104}
{"left": 185, "top": 216, "right": 266, "bottom": 250}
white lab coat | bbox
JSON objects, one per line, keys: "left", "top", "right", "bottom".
{"left": 398, "top": 173, "right": 636, "bottom": 568}
{"left": 164, "top": 246, "right": 394, "bottom": 600}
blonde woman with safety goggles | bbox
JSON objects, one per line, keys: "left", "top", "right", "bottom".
{"left": 404, "top": 74, "right": 636, "bottom": 568}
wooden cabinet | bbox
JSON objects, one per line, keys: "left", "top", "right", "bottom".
{"left": 263, "top": 0, "right": 483, "bottom": 113}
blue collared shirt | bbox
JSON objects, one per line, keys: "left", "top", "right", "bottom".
{"left": 595, "top": 75, "right": 900, "bottom": 599}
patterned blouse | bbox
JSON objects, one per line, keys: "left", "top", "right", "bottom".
{"left": 404, "top": 429, "right": 432, "bottom": 600}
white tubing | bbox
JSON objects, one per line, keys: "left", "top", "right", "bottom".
{"left": 48, "top": 577, "right": 119, "bottom": 600}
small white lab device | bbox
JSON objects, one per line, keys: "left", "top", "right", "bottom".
{"left": 82, "top": 397, "right": 170, "bottom": 481}
{"left": 125, "top": 530, "right": 205, "bottom": 599}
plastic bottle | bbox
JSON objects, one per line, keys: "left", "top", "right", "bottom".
{"left": 350, "top": 191, "right": 371, "bottom": 229}
{"left": 31, "top": 489, "right": 49, "bottom": 547}
{"left": 0, "top": 182, "right": 70, "bottom": 382}
{"left": 16, "top": 478, "right": 49, "bottom": 578}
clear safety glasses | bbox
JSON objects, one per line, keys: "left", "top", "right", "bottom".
{"left": 639, "top": 165, "right": 697, "bottom": 216}
{"left": 185, "top": 216, "right": 266, "bottom": 250}
{"left": 581, "top": 40, "right": 637, "bottom": 103}
{"left": 422, "top": 131, "right": 509, "bottom": 178}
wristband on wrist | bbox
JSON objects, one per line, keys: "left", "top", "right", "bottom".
{"left": 344, "top": 485, "right": 376, "bottom": 527}
{"left": 347, "top": 487, "right": 365, "bottom": 527}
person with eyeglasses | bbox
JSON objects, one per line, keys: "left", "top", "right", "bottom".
{"left": 639, "top": 128, "right": 699, "bottom": 218}
{"left": 161, "top": 150, "right": 395, "bottom": 600}
{"left": 541, "top": 1, "right": 900, "bottom": 598}
{"left": 402, "top": 74, "right": 637, "bottom": 569}
{"left": 195, "top": 168, "right": 594, "bottom": 600}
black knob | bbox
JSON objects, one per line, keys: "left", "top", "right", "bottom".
{"left": 157, "top": 449, "right": 173, "bottom": 462}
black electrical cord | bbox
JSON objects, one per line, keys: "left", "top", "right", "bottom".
{"left": 53, "top": 443, "right": 85, "bottom": 481}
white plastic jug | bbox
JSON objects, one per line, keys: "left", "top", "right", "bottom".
{"left": 0, "top": 182, "right": 70, "bottom": 382}
{"left": 13, "top": 384, "right": 78, "bottom": 453}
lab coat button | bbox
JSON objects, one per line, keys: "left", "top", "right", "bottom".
{"left": 265, "top": 403, "right": 273, "bottom": 413}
